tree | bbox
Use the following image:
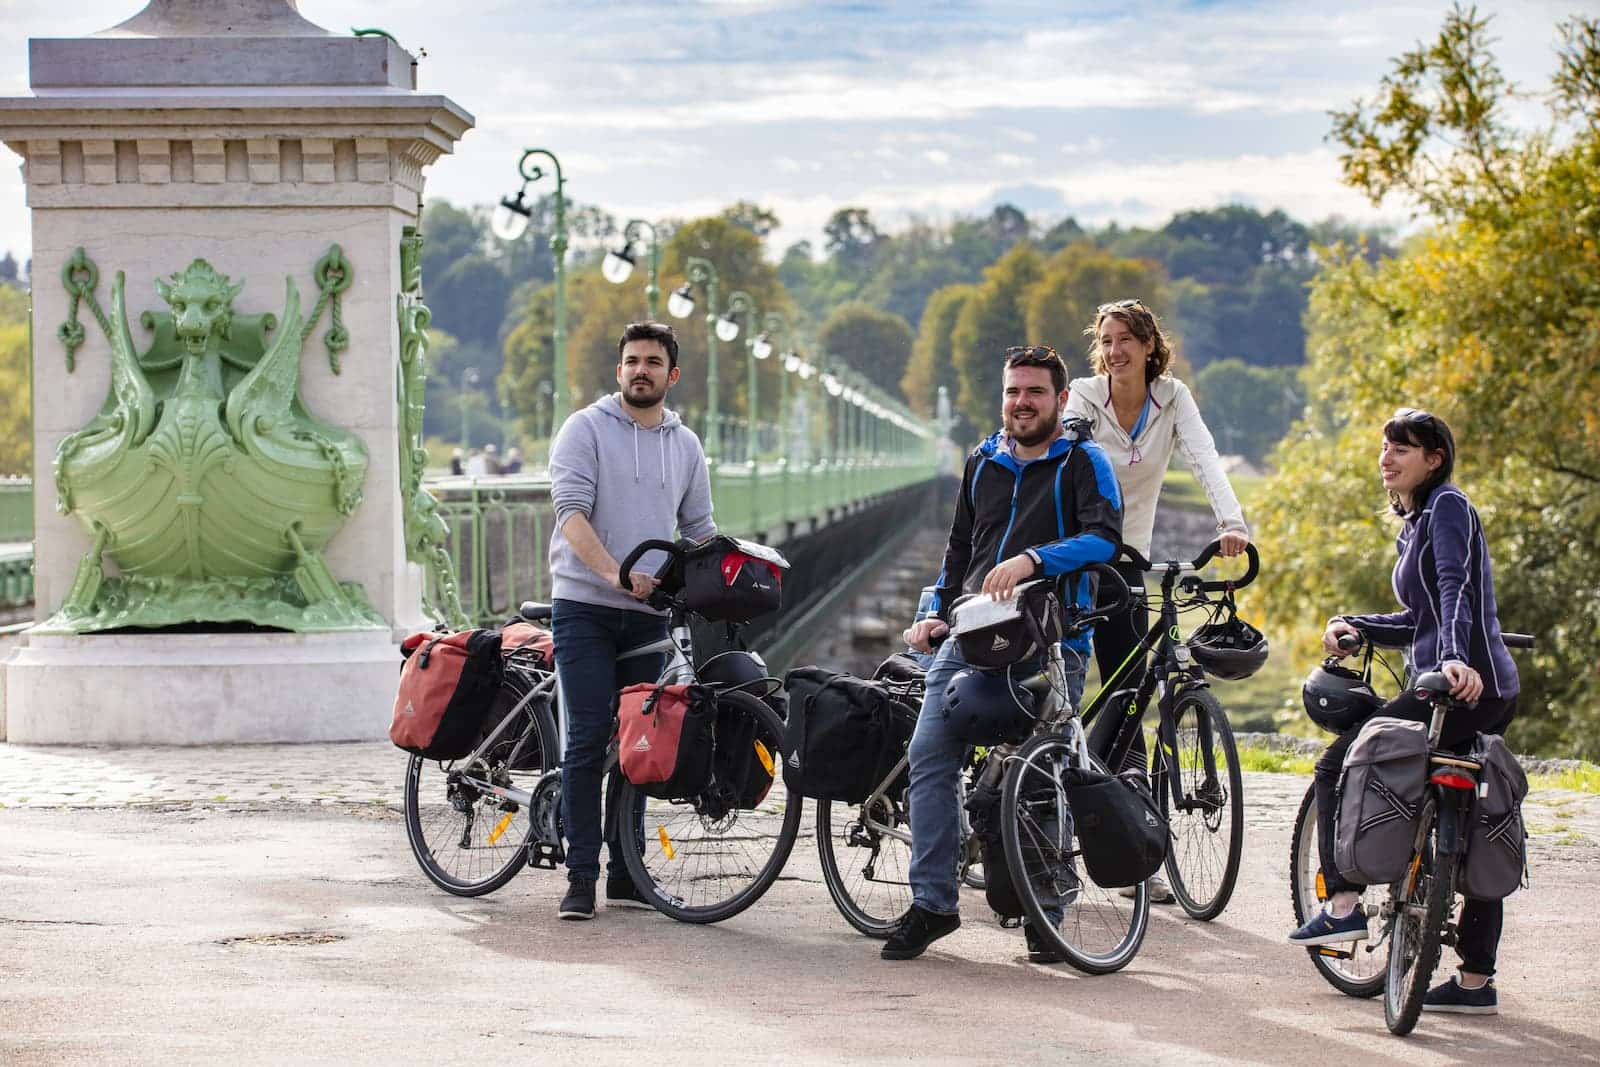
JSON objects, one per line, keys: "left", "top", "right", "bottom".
{"left": 0, "top": 285, "right": 31, "bottom": 474}
{"left": 815, "top": 303, "right": 915, "bottom": 396}
{"left": 0, "top": 252, "right": 17, "bottom": 285}
{"left": 950, "top": 244, "right": 1043, "bottom": 431}
{"left": 1254, "top": 10, "right": 1600, "bottom": 757}
{"left": 902, "top": 283, "right": 975, "bottom": 417}
{"left": 1022, "top": 242, "right": 1175, "bottom": 381}
{"left": 823, "top": 207, "right": 884, "bottom": 275}
{"left": 721, "top": 201, "right": 780, "bottom": 239}
{"left": 1192, "top": 359, "right": 1304, "bottom": 464}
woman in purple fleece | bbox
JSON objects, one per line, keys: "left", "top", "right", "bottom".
{"left": 1288, "top": 409, "right": 1521, "bottom": 1016}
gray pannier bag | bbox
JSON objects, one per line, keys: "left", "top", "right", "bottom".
{"left": 1459, "top": 733, "right": 1529, "bottom": 900}
{"left": 1335, "top": 716, "right": 1429, "bottom": 886}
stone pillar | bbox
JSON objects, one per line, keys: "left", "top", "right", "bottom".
{"left": 0, "top": 0, "right": 473, "bottom": 742}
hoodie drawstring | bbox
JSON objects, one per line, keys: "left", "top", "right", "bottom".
{"left": 659, "top": 426, "right": 668, "bottom": 488}
{"left": 632, "top": 421, "right": 641, "bottom": 483}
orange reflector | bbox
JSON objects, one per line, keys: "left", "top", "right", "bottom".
{"left": 1430, "top": 771, "right": 1476, "bottom": 791}
{"left": 657, "top": 824, "right": 675, "bottom": 860}
{"left": 1315, "top": 871, "right": 1327, "bottom": 901}
{"left": 754, "top": 740, "right": 774, "bottom": 776}
{"left": 487, "top": 812, "right": 514, "bottom": 846}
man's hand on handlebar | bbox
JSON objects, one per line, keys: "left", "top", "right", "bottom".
{"left": 616, "top": 569, "right": 659, "bottom": 600}
{"left": 981, "top": 554, "right": 1036, "bottom": 601}
{"left": 905, "top": 618, "right": 949, "bottom": 655}
{"left": 1323, "top": 618, "right": 1363, "bottom": 656}
{"left": 1218, "top": 530, "right": 1249, "bottom": 558}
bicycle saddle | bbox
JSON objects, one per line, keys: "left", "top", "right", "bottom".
{"left": 1413, "top": 671, "right": 1451, "bottom": 696}
{"left": 519, "top": 601, "right": 553, "bottom": 624}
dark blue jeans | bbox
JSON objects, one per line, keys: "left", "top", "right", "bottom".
{"left": 552, "top": 598, "right": 668, "bottom": 882}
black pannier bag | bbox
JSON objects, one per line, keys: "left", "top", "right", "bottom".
{"left": 965, "top": 775, "right": 1027, "bottom": 924}
{"left": 1460, "top": 733, "right": 1530, "bottom": 901}
{"left": 1062, "top": 767, "right": 1168, "bottom": 888}
{"left": 782, "top": 667, "right": 912, "bottom": 804}
{"left": 713, "top": 698, "right": 777, "bottom": 809}
{"left": 679, "top": 536, "right": 789, "bottom": 624}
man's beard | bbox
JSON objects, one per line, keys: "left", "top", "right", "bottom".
{"left": 622, "top": 378, "right": 668, "bottom": 409}
{"left": 1006, "top": 411, "right": 1055, "bottom": 447}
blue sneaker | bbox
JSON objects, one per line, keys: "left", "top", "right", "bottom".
{"left": 1423, "top": 976, "right": 1498, "bottom": 1015}
{"left": 1286, "top": 907, "right": 1369, "bottom": 946}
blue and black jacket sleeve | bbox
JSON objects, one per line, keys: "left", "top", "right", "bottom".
{"left": 1029, "top": 442, "right": 1122, "bottom": 577}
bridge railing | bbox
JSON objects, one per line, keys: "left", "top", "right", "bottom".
{"left": 425, "top": 454, "right": 938, "bottom": 626}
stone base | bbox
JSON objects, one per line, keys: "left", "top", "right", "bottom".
{"left": 2, "top": 630, "right": 400, "bottom": 744}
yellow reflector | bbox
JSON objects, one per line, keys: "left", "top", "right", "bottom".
{"left": 1315, "top": 871, "right": 1327, "bottom": 900}
{"left": 657, "top": 824, "right": 675, "bottom": 860}
{"left": 754, "top": 740, "right": 774, "bottom": 776}
{"left": 487, "top": 812, "right": 514, "bottom": 846}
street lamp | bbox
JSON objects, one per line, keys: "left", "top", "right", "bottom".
{"left": 668, "top": 256, "right": 723, "bottom": 461}
{"left": 459, "top": 366, "right": 481, "bottom": 454}
{"left": 495, "top": 148, "right": 569, "bottom": 429}
{"left": 602, "top": 218, "right": 662, "bottom": 319}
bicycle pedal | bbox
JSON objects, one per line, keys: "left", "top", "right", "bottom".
{"left": 527, "top": 840, "right": 564, "bottom": 869}
{"left": 1316, "top": 947, "right": 1354, "bottom": 960}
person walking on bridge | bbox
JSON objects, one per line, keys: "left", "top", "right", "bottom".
{"left": 547, "top": 321, "right": 716, "bottom": 921}
{"left": 892, "top": 344, "right": 1123, "bottom": 962}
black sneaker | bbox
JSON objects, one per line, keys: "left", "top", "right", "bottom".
{"left": 1423, "top": 976, "right": 1498, "bottom": 1015}
{"left": 558, "top": 876, "right": 596, "bottom": 920}
{"left": 1023, "top": 922, "right": 1066, "bottom": 964}
{"left": 880, "top": 906, "right": 960, "bottom": 961}
{"left": 605, "top": 873, "right": 654, "bottom": 909}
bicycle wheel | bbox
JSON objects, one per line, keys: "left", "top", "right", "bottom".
{"left": 1385, "top": 800, "right": 1454, "bottom": 1036}
{"left": 817, "top": 764, "right": 912, "bottom": 938}
{"left": 1158, "top": 688, "right": 1244, "bottom": 920}
{"left": 403, "top": 685, "right": 559, "bottom": 896}
{"left": 618, "top": 691, "right": 803, "bottom": 924}
{"left": 1002, "top": 734, "right": 1150, "bottom": 975}
{"left": 1289, "top": 784, "right": 1386, "bottom": 997}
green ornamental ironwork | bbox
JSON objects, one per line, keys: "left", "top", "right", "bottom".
{"left": 397, "top": 225, "right": 468, "bottom": 628}
{"left": 43, "top": 247, "right": 383, "bottom": 633}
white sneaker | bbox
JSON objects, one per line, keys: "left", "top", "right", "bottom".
{"left": 1120, "top": 873, "right": 1176, "bottom": 904}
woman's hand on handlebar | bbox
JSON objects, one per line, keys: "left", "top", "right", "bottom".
{"left": 615, "top": 569, "right": 659, "bottom": 600}
{"left": 1442, "top": 662, "right": 1484, "bottom": 704}
{"left": 905, "top": 618, "right": 949, "bottom": 655}
{"left": 1323, "top": 618, "right": 1363, "bottom": 656}
{"left": 1218, "top": 530, "right": 1249, "bottom": 558}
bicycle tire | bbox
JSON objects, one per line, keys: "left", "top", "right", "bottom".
{"left": 1002, "top": 734, "right": 1149, "bottom": 975}
{"left": 1289, "top": 784, "right": 1386, "bottom": 998}
{"left": 617, "top": 691, "right": 803, "bottom": 924}
{"left": 403, "top": 686, "right": 559, "bottom": 897}
{"left": 1158, "top": 688, "right": 1244, "bottom": 920}
{"left": 1385, "top": 800, "right": 1454, "bottom": 1036}
{"left": 817, "top": 774, "right": 912, "bottom": 938}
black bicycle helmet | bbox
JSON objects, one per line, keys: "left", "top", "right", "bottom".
{"left": 942, "top": 668, "right": 1035, "bottom": 746}
{"left": 1301, "top": 659, "right": 1384, "bottom": 734}
{"left": 1188, "top": 614, "right": 1270, "bottom": 680}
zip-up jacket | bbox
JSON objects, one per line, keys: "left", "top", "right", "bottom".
{"left": 1339, "top": 484, "right": 1519, "bottom": 699}
{"left": 931, "top": 419, "right": 1123, "bottom": 653}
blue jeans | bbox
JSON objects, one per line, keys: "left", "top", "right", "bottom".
{"left": 552, "top": 598, "right": 668, "bottom": 882}
{"left": 907, "top": 640, "right": 1085, "bottom": 916}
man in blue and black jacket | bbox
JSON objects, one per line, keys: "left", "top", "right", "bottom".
{"left": 887, "top": 344, "right": 1122, "bottom": 962}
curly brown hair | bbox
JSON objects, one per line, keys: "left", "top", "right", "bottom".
{"left": 1084, "top": 301, "right": 1173, "bottom": 384}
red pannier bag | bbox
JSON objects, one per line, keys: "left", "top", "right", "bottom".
{"left": 390, "top": 629, "right": 505, "bottom": 759}
{"left": 617, "top": 683, "right": 716, "bottom": 800}
{"left": 498, "top": 621, "right": 554, "bottom": 664}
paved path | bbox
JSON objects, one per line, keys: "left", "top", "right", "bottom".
{"left": 2, "top": 742, "right": 1598, "bottom": 1065}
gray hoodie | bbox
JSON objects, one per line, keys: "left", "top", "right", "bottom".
{"left": 548, "top": 394, "right": 717, "bottom": 614}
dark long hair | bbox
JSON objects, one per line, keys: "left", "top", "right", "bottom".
{"left": 1384, "top": 409, "right": 1456, "bottom": 517}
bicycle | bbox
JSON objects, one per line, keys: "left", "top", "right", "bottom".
{"left": 820, "top": 564, "right": 1152, "bottom": 974}
{"left": 1287, "top": 630, "right": 1534, "bottom": 1033}
{"left": 403, "top": 537, "right": 804, "bottom": 925}
{"left": 1082, "top": 539, "right": 1261, "bottom": 920}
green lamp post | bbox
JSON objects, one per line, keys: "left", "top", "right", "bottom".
{"left": 492, "top": 148, "right": 569, "bottom": 429}
{"left": 723, "top": 290, "right": 760, "bottom": 464}
{"left": 668, "top": 257, "right": 728, "bottom": 462}
{"left": 602, "top": 218, "right": 661, "bottom": 319}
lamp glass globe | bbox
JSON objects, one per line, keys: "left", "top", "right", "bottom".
{"left": 601, "top": 249, "right": 634, "bottom": 284}
{"left": 715, "top": 316, "right": 741, "bottom": 343}
{"left": 491, "top": 201, "right": 530, "bottom": 242}
{"left": 667, "top": 288, "right": 695, "bottom": 319}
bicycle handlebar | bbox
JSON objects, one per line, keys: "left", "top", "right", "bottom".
{"left": 617, "top": 539, "right": 682, "bottom": 591}
{"left": 1117, "top": 539, "right": 1259, "bottom": 592}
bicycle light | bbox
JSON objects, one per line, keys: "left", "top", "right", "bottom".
{"left": 1429, "top": 770, "right": 1477, "bottom": 791}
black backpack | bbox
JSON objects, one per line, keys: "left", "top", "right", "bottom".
{"left": 782, "top": 667, "right": 913, "bottom": 804}
{"left": 1062, "top": 767, "right": 1168, "bottom": 888}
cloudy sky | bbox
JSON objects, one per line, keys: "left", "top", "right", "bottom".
{"left": 0, "top": 0, "right": 1581, "bottom": 264}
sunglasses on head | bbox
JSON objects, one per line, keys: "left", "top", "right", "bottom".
{"left": 1394, "top": 407, "right": 1437, "bottom": 427}
{"left": 1098, "top": 299, "right": 1145, "bottom": 314}
{"left": 1005, "top": 344, "right": 1058, "bottom": 361}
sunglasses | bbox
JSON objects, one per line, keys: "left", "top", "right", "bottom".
{"left": 1394, "top": 407, "right": 1436, "bottom": 426}
{"left": 1097, "top": 299, "right": 1145, "bottom": 314}
{"left": 1005, "top": 344, "right": 1059, "bottom": 361}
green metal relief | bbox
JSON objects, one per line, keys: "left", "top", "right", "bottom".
{"left": 397, "top": 226, "right": 468, "bottom": 629}
{"left": 42, "top": 248, "right": 383, "bottom": 634}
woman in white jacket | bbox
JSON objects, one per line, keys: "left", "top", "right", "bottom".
{"left": 1065, "top": 299, "right": 1250, "bottom": 902}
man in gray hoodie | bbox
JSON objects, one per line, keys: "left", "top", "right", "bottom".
{"left": 547, "top": 321, "right": 716, "bottom": 920}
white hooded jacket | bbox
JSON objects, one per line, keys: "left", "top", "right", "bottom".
{"left": 1064, "top": 374, "right": 1247, "bottom": 558}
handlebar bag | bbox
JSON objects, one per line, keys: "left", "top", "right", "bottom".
{"left": 617, "top": 683, "right": 716, "bottom": 800}
{"left": 950, "top": 580, "right": 1063, "bottom": 670}
{"left": 1334, "top": 716, "right": 1429, "bottom": 886}
{"left": 390, "top": 628, "right": 506, "bottom": 760}
{"left": 1062, "top": 767, "right": 1168, "bottom": 888}
{"left": 782, "top": 667, "right": 912, "bottom": 803}
{"left": 680, "top": 536, "right": 787, "bottom": 624}
{"left": 1459, "top": 733, "right": 1529, "bottom": 900}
